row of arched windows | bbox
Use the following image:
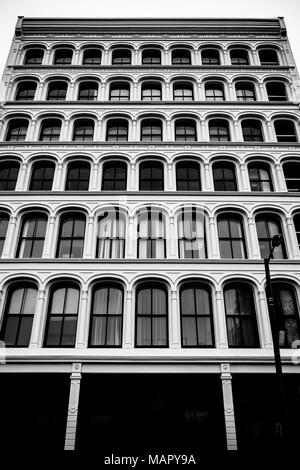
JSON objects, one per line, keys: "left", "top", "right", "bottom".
{"left": 0, "top": 279, "right": 299, "bottom": 348}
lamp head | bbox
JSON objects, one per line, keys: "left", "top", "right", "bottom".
{"left": 272, "top": 234, "right": 283, "bottom": 248}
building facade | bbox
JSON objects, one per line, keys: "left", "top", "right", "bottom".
{"left": 0, "top": 17, "right": 300, "bottom": 454}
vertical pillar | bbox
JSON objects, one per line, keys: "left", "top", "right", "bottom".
{"left": 132, "top": 82, "right": 138, "bottom": 101}
{"left": 197, "top": 82, "right": 203, "bottom": 101}
{"left": 165, "top": 82, "right": 171, "bottom": 101}
{"left": 2, "top": 215, "right": 17, "bottom": 258}
{"left": 223, "top": 49, "right": 231, "bottom": 65}
{"left": 169, "top": 216, "right": 177, "bottom": 259}
{"left": 27, "top": 118, "right": 37, "bottom": 141}
{"left": 252, "top": 50, "right": 260, "bottom": 66}
{"left": 200, "top": 119, "right": 208, "bottom": 141}
{"left": 30, "top": 289, "right": 46, "bottom": 348}
{"left": 44, "top": 49, "right": 51, "bottom": 65}
{"left": 167, "top": 162, "right": 174, "bottom": 190}
{"left": 132, "top": 119, "right": 137, "bottom": 140}
{"left": 0, "top": 120, "right": 4, "bottom": 141}
{"left": 204, "top": 162, "right": 213, "bottom": 190}
{"left": 61, "top": 119, "right": 70, "bottom": 141}
{"left": 53, "top": 162, "right": 63, "bottom": 190}
{"left": 43, "top": 215, "right": 56, "bottom": 258}
{"left": 233, "top": 119, "right": 243, "bottom": 141}
{"left": 266, "top": 119, "right": 277, "bottom": 142}
{"left": 215, "top": 288, "right": 228, "bottom": 348}
{"left": 73, "top": 49, "right": 80, "bottom": 65}
{"left": 83, "top": 216, "right": 95, "bottom": 258}
{"left": 130, "top": 163, "right": 136, "bottom": 190}
{"left": 76, "top": 290, "right": 89, "bottom": 348}
{"left": 170, "top": 290, "right": 180, "bottom": 349}
{"left": 64, "top": 363, "right": 82, "bottom": 451}
{"left": 124, "top": 289, "right": 133, "bottom": 348}
{"left": 257, "top": 290, "right": 273, "bottom": 349}
{"left": 220, "top": 363, "right": 238, "bottom": 450}
{"left": 35, "top": 82, "right": 45, "bottom": 101}
{"left": 286, "top": 216, "right": 300, "bottom": 259}
{"left": 275, "top": 163, "right": 286, "bottom": 191}
{"left": 91, "top": 162, "right": 99, "bottom": 190}
{"left": 67, "top": 83, "right": 75, "bottom": 101}
{"left": 258, "top": 83, "right": 268, "bottom": 101}
{"left": 127, "top": 216, "right": 135, "bottom": 258}
{"left": 239, "top": 163, "right": 250, "bottom": 191}
{"left": 228, "top": 82, "right": 236, "bottom": 101}
{"left": 166, "top": 119, "right": 172, "bottom": 141}
{"left": 209, "top": 216, "right": 219, "bottom": 259}
{"left": 95, "top": 119, "right": 103, "bottom": 141}
{"left": 15, "top": 162, "right": 28, "bottom": 191}
{"left": 247, "top": 216, "right": 261, "bottom": 259}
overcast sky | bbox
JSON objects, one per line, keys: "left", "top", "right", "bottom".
{"left": 0, "top": 0, "right": 300, "bottom": 72}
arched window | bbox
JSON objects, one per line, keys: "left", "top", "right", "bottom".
{"left": 139, "top": 161, "right": 164, "bottom": 190}
{"left": 274, "top": 119, "right": 297, "bottom": 142}
{"left": 106, "top": 119, "right": 128, "bottom": 141}
{"left": 89, "top": 283, "right": 124, "bottom": 347}
{"left": 53, "top": 49, "right": 73, "bottom": 65}
{"left": 172, "top": 49, "right": 191, "bottom": 65}
{"left": 24, "top": 49, "right": 44, "bottom": 65}
{"left": 209, "top": 119, "right": 230, "bottom": 141}
{"left": 173, "top": 83, "right": 194, "bottom": 101}
{"left": 56, "top": 213, "right": 86, "bottom": 258}
{"left": 248, "top": 163, "right": 273, "bottom": 192}
{"left": 201, "top": 49, "right": 220, "bottom": 65}
{"left": 135, "top": 282, "right": 168, "bottom": 347}
{"left": 141, "top": 83, "right": 161, "bottom": 101}
{"left": 0, "top": 282, "right": 37, "bottom": 347}
{"left": 178, "top": 208, "right": 206, "bottom": 258}
{"left": 235, "top": 82, "right": 256, "bottom": 101}
{"left": 255, "top": 214, "right": 286, "bottom": 259}
{"left": 242, "top": 119, "right": 263, "bottom": 142}
{"left": 272, "top": 283, "right": 300, "bottom": 348}
{"left": 218, "top": 214, "right": 247, "bottom": 259}
{"left": 47, "top": 81, "right": 68, "bottom": 101}
{"left": 283, "top": 162, "right": 300, "bottom": 192}
{"left": 205, "top": 83, "right": 225, "bottom": 101}
{"left": 137, "top": 209, "right": 166, "bottom": 258}
{"left": 17, "top": 214, "right": 47, "bottom": 258}
{"left": 39, "top": 119, "right": 61, "bottom": 141}
{"left": 259, "top": 49, "right": 279, "bottom": 66}
{"left": 293, "top": 214, "right": 300, "bottom": 249}
{"left": 176, "top": 161, "right": 201, "bottom": 191}
{"left": 65, "top": 162, "right": 90, "bottom": 190}
{"left": 96, "top": 209, "right": 126, "bottom": 258}
{"left": 0, "top": 213, "right": 9, "bottom": 256}
{"left": 78, "top": 82, "right": 98, "bottom": 101}
{"left": 15, "top": 81, "right": 37, "bottom": 100}
{"left": 0, "top": 161, "right": 20, "bottom": 190}
{"left": 29, "top": 161, "right": 55, "bottom": 191}
{"left": 224, "top": 283, "right": 259, "bottom": 347}
{"left": 266, "top": 82, "right": 287, "bottom": 101}
{"left": 73, "top": 119, "right": 94, "bottom": 141}
{"left": 101, "top": 162, "right": 127, "bottom": 190}
{"left": 141, "top": 119, "right": 162, "bottom": 141}
{"left": 112, "top": 49, "right": 131, "bottom": 65}
{"left": 142, "top": 50, "right": 161, "bottom": 65}
{"left": 175, "top": 119, "right": 197, "bottom": 141}
{"left": 44, "top": 283, "right": 79, "bottom": 347}
{"left": 5, "top": 119, "right": 28, "bottom": 141}
{"left": 82, "top": 48, "right": 101, "bottom": 65}
{"left": 230, "top": 49, "right": 249, "bottom": 65}
{"left": 213, "top": 162, "right": 237, "bottom": 191}
{"left": 109, "top": 83, "right": 130, "bottom": 101}
{"left": 180, "top": 283, "right": 214, "bottom": 347}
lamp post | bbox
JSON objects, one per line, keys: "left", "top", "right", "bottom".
{"left": 264, "top": 234, "right": 288, "bottom": 448}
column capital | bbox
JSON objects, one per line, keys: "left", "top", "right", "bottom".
{"left": 88, "top": 215, "right": 95, "bottom": 224}
{"left": 285, "top": 215, "right": 293, "bottom": 224}
{"left": 171, "top": 289, "right": 177, "bottom": 298}
{"left": 49, "top": 214, "right": 56, "bottom": 224}
{"left": 247, "top": 215, "right": 254, "bottom": 224}
{"left": 38, "top": 289, "right": 46, "bottom": 299}
{"left": 57, "top": 162, "right": 63, "bottom": 169}
{"left": 80, "top": 289, "right": 88, "bottom": 300}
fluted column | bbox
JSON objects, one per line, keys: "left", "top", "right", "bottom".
{"left": 247, "top": 216, "right": 261, "bottom": 259}
{"left": 91, "top": 162, "right": 99, "bottom": 190}
{"left": 209, "top": 216, "right": 219, "bottom": 259}
{"left": 258, "top": 83, "right": 268, "bottom": 101}
{"left": 30, "top": 289, "right": 46, "bottom": 348}
{"left": 15, "top": 162, "right": 28, "bottom": 191}
{"left": 220, "top": 364, "right": 238, "bottom": 450}
{"left": 2, "top": 215, "right": 17, "bottom": 258}
{"left": 215, "top": 288, "right": 228, "bottom": 348}
{"left": 204, "top": 162, "right": 213, "bottom": 190}
{"left": 76, "top": 290, "right": 89, "bottom": 348}
{"left": 233, "top": 119, "right": 243, "bottom": 141}
{"left": 95, "top": 119, "right": 103, "bottom": 141}
{"left": 0, "top": 120, "right": 4, "bottom": 140}
{"left": 252, "top": 49, "right": 260, "bottom": 66}
{"left": 44, "top": 49, "right": 51, "bottom": 65}
{"left": 286, "top": 216, "right": 300, "bottom": 259}
{"left": 67, "top": 82, "right": 75, "bottom": 101}
{"left": 228, "top": 82, "right": 235, "bottom": 101}
{"left": 127, "top": 216, "right": 135, "bottom": 258}
{"left": 266, "top": 119, "right": 277, "bottom": 142}
{"left": 165, "top": 82, "right": 171, "bottom": 101}
{"left": 27, "top": 118, "right": 37, "bottom": 141}
{"left": 197, "top": 82, "right": 203, "bottom": 101}
{"left": 275, "top": 163, "right": 287, "bottom": 191}
{"left": 257, "top": 290, "right": 273, "bottom": 349}
{"left": 223, "top": 49, "right": 231, "bottom": 65}
{"left": 130, "top": 163, "right": 136, "bottom": 190}
{"left": 124, "top": 289, "right": 134, "bottom": 348}
{"left": 166, "top": 118, "right": 172, "bottom": 141}
{"left": 132, "top": 82, "right": 138, "bottom": 101}
{"left": 170, "top": 290, "right": 180, "bottom": 349}
{"left": 200, "top": 119, "right": 208, "bottom": 141}
{"left": 83, "top": 216, "right": 95, "bottom": 258}
{"left": 169, "top": 216, "right": 177, "bottom": 259}
{"left": 167, "top": 162, "right": 174, "bottom": 190}
{"left": 61, "top": 119, "right": 70, "bottom": 141}
{"left": 132, "top": 119, "right": 137, "bottom": 140}
{"left": 64, "top": 363, "right": 82, "bottom": 451}
{"left": 53, "top": 162, "right": 63, "bottom": 190}
{"left": 239, "top": 163, "right": 250, "bottom": 191}
{"left": 43, "top": 215, "right": 56, "bottom": 258}
{"left": 35, "top": 82, "right": 45, "bottom": 100}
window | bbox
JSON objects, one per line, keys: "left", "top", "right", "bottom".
{"left": 106, "top": 119, "right": 128, "bottom": 141}
{"left": 256, "top": 214, "right": 286, "bottom": 259}
{"left": 15, "top": 81, "right": 37, "bottom": 101}
{"left": 0, "top": 162, "right": 20, "bottom": 190}
{"left": 235, "top": 82, "right": 256, "bottom": 101}
{"left": 137, "top": 210, "right": 165, "bottom": 258}
{"left": 112, "top": 49, "right": 131, "bottom": 65}
{"left": 178, "top": 209, "right": 206, "bottom": 258}
{"left": 47, "top": 82, "right": 68, "bottom": 101}
{"left": 201, "top": 49, "right": 220, "bottom": 65}
{"left": 180, "top": 284, "right": 214, "bottom": 347}
{"left": 175, "top": 119, "right": 197, "bottom": 141}
{"left": 242, "top": 119, "right": 263, "bottom": 142}
{"left": 142, "top": 50, "right": 161, "bottom": 65}
{"left": 56, "top": 213, "right": 86, "bottom": 258}
{"left": 141, "top": 83, "right": 161, "bottom": 101}
{"left": 172, "top": 50, "right": 191, "bottom": 65}
{"left": 44, "top": 283, "right": 79, "bottom": 347}
{"left": 101, "top": 162, "right": 127, "bottom": 190}
{"left": 89, "top": 284, "right": 123, "bottom": 347}
{"left": 272, "top": 283, "right": 300, "bottom": 348}
{"left": 141, "top": 119, "right": 162, "bottom": 142}
{"left": 96, "top": 209, "right": 125, "bottom": 258}
{"left": 65, "top": 162, "right": 90, "bottom": 190}
{"left": 266, "top": 82, "right": 287, "bottom": 101}
{"left": 5, "top": 119, "right": 28, "bottom": 141}
{"left": 135, "top": 283, "right": 168, "bottom": 347}
{"left": 213, "top": 162, "right": 237, "bottom": 191}
{"left": 293, "top": 214, "right": 300, "bottom": 249}
{"left": 0, "top": 283, "right": 37, "bottom": 347}
{"left": 209, "top": 120, "right": 230, "bottom": 142}
{"left": 139, "top": 161, "right": 164, "bottom": 191}
{"left": 53, "top": 49, "right": 73, "bottom": 65}
{"left": 205, "top": 83, "right": 225, "bottom": 101}
{"left": 17, "top": 214, "right": 47, "bottom": 258}
{"left": 73, "top": 119, "right": 94, "bottom": 141}
{"left": 82, "top": 49, "right": 101, "bottom": 65}
{"left": 78, "top": 82, "right": 98, "bottom": 101}
{"left": 176, "top": 161, "right": 201, "bottom": 191}
{"left": 24, "top": 49, "right": 44, "bottom": 65}
{"left": 259, "top": 49, "right": 279, "bottom": 66}
{"left": 248, "top": 163, "right": 273, "bottom": 192}
{"left": 39, "top": 119, "right": 61, "bottom": 141}
{"left": 224, "top": 283, "right": 259, "bottom": 347}
{"left": 218, "top": 214, "right": 247, "bottom": 259}
{"left": 0, "top": 213, "right": 9, "bottom": 256}
{"left": 173, "top": 83, "right": 194, "bottom": 101}
{"left": 283, "top": 162, "right": 300, "bottom": 192}
{"left": 274, "top": 119, "right": 297, "bottom": 142}
{"left": 230, "top": 49, "right": 249, "bottom": 65}
{"left": 109, "top": 83, "right": 130, "bottom": 101}
{"left": 29, "top": 162, "right": 55, "bottom": 191}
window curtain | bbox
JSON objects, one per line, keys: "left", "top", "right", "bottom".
{"left": 97, "top": 212, "right": 125, "bottom": 258}
{"left": 90, "top": 286, "right": 123, "bottom": 346}
{"left": 138, "top": 211, "right": 165, "bottom": 258}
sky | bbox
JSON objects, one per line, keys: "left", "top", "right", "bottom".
{"left": 0, "top": 0, "right": 300, "bottom": 72}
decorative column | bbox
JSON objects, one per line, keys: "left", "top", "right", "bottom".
{"left": 43, "top": 214, "right": 56, "bottom": 258}
{"left": 252, "top": 49, "right": 261, "bottom": 66}
{"left": 74, "top": 49, "right": 80, "bottom": 65}
{"left": 233, "top": 119, "right": 242, "bottom": 141}
{"left": 123, "top": 289, "right": 134, "bottom": 348}
{"left": 165, "top": 82, "right": 171, "bottom": 101}
{"left": 170, "top": 290, "right": 180, "bottom": 349}
{"left": 130, "top": 163, "right": 136, "bottom": 190}
{"left": 266, "top": 119, "right": 277, "bottom": 142}
{"left": 197, "top": 82, "right": 203, "bottom": 101}
{"left": 164, "top": 49, "right": 170, "bottom": 65}
{"left": 223, "top": 49, "right": 231, "bottom": 65}
{"left": 44, "top": 49, "right": 51, "bottom": 65}
{"left": 76, "top": 290, "right": 89, "bottom": 348}
{"left": 239, "top": 163, "right": 250, "bottom": 191}
{"left": 209, "top": 216, "right": 219, "bottom": 259}
{"left": 61, "top": 119, "right": 70, "bottom": 141}
{"left": 91, "top": 162, "right": 99, "bottom": 190}
{"left": 215, "top": 288, "right": 228, "bottom": 348}
{"left": 132, "top": 82, "right": 138, "bottom": 101}
{"left": 15, "top": 162, "right": 28, "bottom": 191}
{"left": 285, "top": 216, "right": 300, "bottom": 259}
{"left": 257, "top": 290, "right": 273, "bottom": 349}
{"left": 167, "top": 162, "right": 174, "bottom": 190}
{"left": 133, "top": 49, "right": 139, "bottom": 65}
{"left": 67, "top": 82, "right": 75, "bottom": 101}
{"left": 30, "top": 289, "right": 46, "bottom": 348}
{"left": 247, "top": 216, "right": 261, "bottom": 259}
{"left": 64, "top": 363, "right": 82, "bottom": 451}
{"left": 95, "top": 119, "right": 103, "bottom": 141}
{"left": 103, "top": 49, "right": 109, "bottom": 66}
{"left": 35, "top": 82, "right": 45, "bottom": 101}
{"left": 275, "top": 163, "right": 286, "bottom": 191}
{"left": 228, "top": 81, "right": 236, "bottom": 101}
{"left": 200, "top": 119, "right": 208, "bottom": 141}
{"left": 132, "top": 119, "right": 137, "bottom": 141}
{"left": 258, "top": 83, "right": 268, "bottom": 101}
{"left": 6, "top": 82, "right": 13, "bottom": 101}
{"left": 83, "top": 216, "right": 95, "bottom": 258}
{"left": 169, "top": 216, "right": 177, "bottom": 259}
{"left": 127, "top": 216, "right": 135, "bottom": 258}
{"left": 0, "top": 120, "right": 4, "bottom": 141}
{"left": 204, "top": 162, "right": 213, "bottom": 190}
{"left": 99, "top": 83, "right": 106, "bottom": 101}
{"left": 1, "top": 215, "right": 17, "bottom": 258}
{"left": 166, "top": 118, "right": 172, "bottom": 141}
{"left": 220, "top": 363, "right": 238, "bottom": 451}
{"left": 53, "top": 162, "right": 63, "bottom": 190}
{"left": 27, "top": 118, "right": 37, "bottom": 141}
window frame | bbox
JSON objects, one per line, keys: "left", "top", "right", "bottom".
{"left": 0, "top": 212, "right": 9, "bottom": 256}
{"left": 65, "top": 161, "right": 90, "bottom": 191}
{"left": 242, "top": 119, "right": 264, "bottom": 142}
{"left": 16, "top": 213, "right": 48, "bottom": 258}
{"left": 213, "top": 162, "right": 237, "bottom": 191}
{"left": 248, "top": 162, "right": 273, "bottom": 192}
{"left": 255, "top": 214, "right": 287, "bottom": 259}
{"left": 39, "top": 119, "right": 62, "bottom": 142}
{"left": 96, "top": 209, "right": 126, "bottom": 259}
{"left": 46, "top": 81, "right": 68, "bottom": 101}
{"left": 5, "top": 119, "right": 28, "bottom": 142}
{"left": 137, "top": 209, "right": 166, "bottom": 259}
{"left": 101, "top": 161, "right": 127, "bottom": 191}
{"left": 217, "top": 213, "right": 247, "bottom": 259}
{"left": 56, "top": 213, "right": 86, "bottom": 259}
{"left": 29, "top": 161, "right": 55, "bottom": 191}
{"left": 139, "top": 161, "right": 164, "bottom": 191}
{"left": 0, "top": 161, "right": 20, "bottom": 190}
{"left": 15, "top": 81, "right": 37, "bottom": 101}
{"left": 140, "top": 119, "right": 162, "bottom": 142}
{"left": 176, "top": 161, "right": 201, "bottom": 191}
{"left": 78, "top": 81, "right": 98, "bottom": 101}
{"left": 53, "top": 48, "right": 73, "bottom": 65}
{"left": 106, "top": 119, "right": 128, "bottom": 141}
{"left": 109, "top": 83, "right": 130, "bottom": 101}
{"left": 24, "top": 48, "right": 44, "bottom": 65}
{"left": 72, "top": 119, "right": 94, "bottom": 142}
{"left": 82, "top": 48, "right": 102, "bottom": 65}
{"left": 142, "top": 49, "right": 161, "bottom": 65}
{"left": 235, "top": 82, "right": 256, "bottom": 101}
{"left": 209, "top": 119, "right": 231, "bottom": 142}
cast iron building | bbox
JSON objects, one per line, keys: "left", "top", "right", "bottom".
{"left": 0, "top": 16, "right": 300, "bottom": 453}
